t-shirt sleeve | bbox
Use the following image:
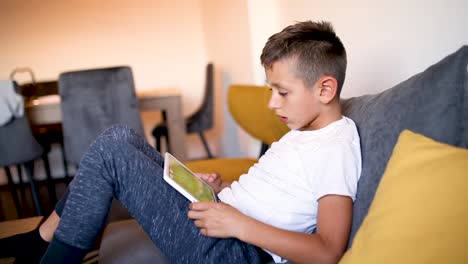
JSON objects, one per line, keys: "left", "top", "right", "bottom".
{"left": 303, "top": 141, "right": 361, "bottom": 201}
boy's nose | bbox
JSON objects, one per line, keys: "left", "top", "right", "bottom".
{"left": 267, "top": 96, "right": 276, "bottom": 109}
{"left": 268, "top": 94, "right": 280, "bottom": 109}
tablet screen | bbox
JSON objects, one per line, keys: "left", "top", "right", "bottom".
{"left": 164, "top": 153, "right": 216, "bottom": 202}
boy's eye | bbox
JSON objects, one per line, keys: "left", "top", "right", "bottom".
{"left": 279, "top": 91, "right": 288, "bottom": 97}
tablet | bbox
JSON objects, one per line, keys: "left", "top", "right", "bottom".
{"left": 163, "top": 152, "right": 217, "bottom": 202}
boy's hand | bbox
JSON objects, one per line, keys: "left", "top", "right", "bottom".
{"left": 188, "top": 202, "right": 247, "bottom": 239}
{"left": 195, "top": 172, "right": 225, "bottom": 194}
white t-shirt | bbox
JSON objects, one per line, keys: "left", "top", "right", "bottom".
{"left": 218, "top": 116, "right": 362, "bottom": 263}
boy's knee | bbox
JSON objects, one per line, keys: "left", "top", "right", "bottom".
{"left": 82, "top": 127, "right": 136, "bottom": 167}
{"left": 85, "top": 124, "right": 146, "bottom": 160}
{"left": 101, "top": 124, "right": 135, "bottom": 139}
{"left": 88, "top": 124, "right": 135, "bottom": 152}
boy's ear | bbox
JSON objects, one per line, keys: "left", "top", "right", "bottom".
{"left": 317, "top": 76, "right": 338, "bottom": 104}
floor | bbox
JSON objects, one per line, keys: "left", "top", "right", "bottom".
{"left": 0, "top": 177, "right": 69, "bottom": 222}
{"left": 0, "top": 216, "right": 43, "bottom": 264}
{"left": 0, "top": 178, "right": 126, "bottom": 264}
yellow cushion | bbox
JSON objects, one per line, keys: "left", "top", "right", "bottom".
{"left": 185, "top": 158, "right": 257, "bottom": 183}
{"left": 340, "top": 130, "right": 468, "bottom": 264}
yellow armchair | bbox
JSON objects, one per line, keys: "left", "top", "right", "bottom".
{"left": 185, "top": 84, "right": 289, "bottom": 182}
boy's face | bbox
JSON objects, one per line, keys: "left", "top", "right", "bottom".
{"left": 265, "top": 58, "right": 323, "bottom": 131}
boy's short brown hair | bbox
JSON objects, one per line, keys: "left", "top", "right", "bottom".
{"left": 261, "top": 21, "right": 347, "bottom": 95}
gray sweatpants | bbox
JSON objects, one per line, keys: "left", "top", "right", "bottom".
{"left": 53, "top": 125, "right": 262, "bottom": 264}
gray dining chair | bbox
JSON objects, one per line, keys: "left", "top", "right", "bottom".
{"left": 1, "top": 80, "right": 57, "bottom": 217}
{"left": 0, "top": 115, "right": 50, "bottom": 217}
{"left": 11, "top": 68, "right": 70, "bottom": 180}
{"left": 151, "top": 63, "right": 214, "bottom": 158}
{"left": 58, "top": 66, "right": 145, "bottom": 222}
{"left": 58, "top": 66, "right": 145, "bottom": 166}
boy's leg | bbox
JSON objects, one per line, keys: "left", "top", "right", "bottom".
{"left": 42, "top": 125, "right": 261, "bottom": 264}
{"left": 41, "top": 123, "right": 166, "bottom": 240}
{"left": 39, "top": 211, "right": 60, "bottom": 242}
{"left": 0, "top": 219, "right": 50, "bottom": 263}
{"left": 0, "top": 126, "right": 164, "bottom": 262}
{"left": 0, "top": 193, "right": 63, "bottom": 262}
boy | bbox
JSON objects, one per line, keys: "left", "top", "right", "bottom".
{"left": 0, "top": 20, "right": 361, "bottom": 264}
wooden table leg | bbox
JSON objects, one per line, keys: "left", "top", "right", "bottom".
{"left": 139, "top": 95, "right": 187, "bottom": 161}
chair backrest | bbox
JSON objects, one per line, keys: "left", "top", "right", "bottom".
{"left": 0, "top": 117, "right": 44, "bottom": 166}
{"left": 185, "top": 63, "right": 214, "bottom": 132}
{"left": 0, "top": 82, "right": 43, "bottom": 166}
{"left": 59, "top": 66, "right": 144, "bottom": 165}
{"left": 227, "top": 85, "right": 289, "bottom": 146}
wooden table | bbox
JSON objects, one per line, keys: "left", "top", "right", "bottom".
{"left": 25, "top": 89, "right": 187, "bottom": 161}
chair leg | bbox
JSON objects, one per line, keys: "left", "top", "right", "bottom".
{"left": 154, "top": 111, "right": 168, "bottom": 153}
{"left": 60, "top": 142, "right": 70, "bottom": 178}
{"left": 165, "top": 133, "right": 171, "bottom": 153}
{"left": 42, "top": 153, "right": 57, "bottom": 204}
{"left": 16, "top": 164, "right": 27, "bottom": 204}
{"left": 156, "top": 133, "right": 171, "bottom": 153}
{"left": 155, "top": 135, "right": 162, "bottom": 152}
{"left": 64, "top": 164, "right": 79, "bottom": 186}
{"left": 198, "top": 132, "right": 213, "bottom": 158}
{"left": 24, "top": 161, "right": 43, "bottom": 216}
{"left": 16, "top": 165, "right": 28, "bottom": 212}
{"left": 0, "top": 196, "right": 4, "bottom": 221}
{"left": 16, "top": 164, "right": 24, "bottom": 185}
{"left": 4, "top": 167, "right": 23, "bottom": 218}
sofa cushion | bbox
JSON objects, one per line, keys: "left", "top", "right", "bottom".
{"left": 100, "top": 219, "right": 170, "bottom": 264}
{"left": 342, "top": 46, "right": 468, "bottom": 246}
{"left": 339, "top": 130, "right": 468, "bottom": 264}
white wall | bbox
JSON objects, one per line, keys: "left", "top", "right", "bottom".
{"left": 0, "top": 0, "right": 208, "bottom": 114}
{"left": 200, "top": 0, "right": 256, "bottom": 158}
{"left": 246, "top": 0, "right": 280, "bottom": 85}
{"left": 258, "top": 0, "right": 468, "bottom": 97}
{"left": 227, "top": 0, "right": 468, "bottom": 158}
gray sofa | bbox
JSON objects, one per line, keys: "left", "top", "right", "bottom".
{"left": 98, "top": 46, "right": 468, "bottom": 263}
